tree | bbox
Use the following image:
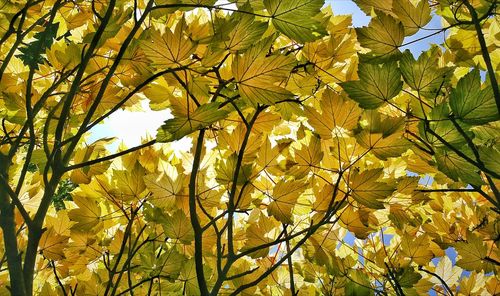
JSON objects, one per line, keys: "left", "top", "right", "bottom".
{"left": 0, "top": 0, "right": 498, "bottom": 295}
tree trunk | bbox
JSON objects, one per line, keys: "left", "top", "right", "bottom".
{"left": 0, "top": 160, "right": 26, "bottom": 296}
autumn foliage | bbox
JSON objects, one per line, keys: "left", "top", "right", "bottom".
{"left": 0, "top": 0, "right": 499, "bottom": 295}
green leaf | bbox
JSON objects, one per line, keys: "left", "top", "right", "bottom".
{"left": 400, "top": 48, "right": 452, "bottom": 99}
{"left": 341, "top": 61, "right": 402, "bottom": 109}
{"left": 345, "top": 270, "right": 373, "bottom": 296}
{"left": 264, "top": 0, "right": 326, "bottom": 42}
{"left": 156, "top": 102, "right": 228, "bottom": 142}
{"left": 435, "top": 150, "right": 484, "bottom": 186}
{"left": 221, "top": 13, "right": 268, "bottom": 52}
{"left": 450, "top": 69, "right": 499, "bottom": 124}
{"left": 17, "top": 23, "right": 59, "bottom": 69}
{"left": 479, "top": 146, "right": 500, "bottom": 177}
{"left": 419, "top": 104, "right": 467, "bottom": 148}
{"left": 455, "top": 232, "right": 494, "bottom": 273}
{"left": 397, "top": 267, "right": 422, "bottom": 288}
{"left": 356, "top": 12, "right": 404, "bottom": 56}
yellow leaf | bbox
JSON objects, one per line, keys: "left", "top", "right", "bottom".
{"left": 356, "top": 12, "right": 404, "bottom": 56}
{"left": 400, "top": 233, "right": 434, "bottom": 265}
{"left": 141, "top": 18, "right": 196, "bottom": 67}
{"left": 267, "top": 180, "right": 307, "bottom": 224}
{"left": 392, "top": 0, "right": 432, "bottom": 36}
{"left": 349, "top": 168, "right": 395, "bottom": 209}
{"left": 305, "top": 89, "right": 362, "bottom": 139}
{"left": 233, "top": 37, "right": 295, "bottom": 104}
{"left": 39, "top": 227, "right": 69, "bottom": 260}
{"left": 68, "top": 195, "right": 102, "bottom": 231}
{"left": 144, "top": 173, "right": 185, "bottom": 209}
{"left": 430, "top": 256, "right": 462, "bottom": 287}
{"left": 162, "top": 210, "right": 194, "bottom": 244}
{"left": 353, "top": 0, "right": 393, "bottom": 15}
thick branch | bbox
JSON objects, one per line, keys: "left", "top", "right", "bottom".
{"left": 189, "top": 130, "right": 210, "bottom": 295}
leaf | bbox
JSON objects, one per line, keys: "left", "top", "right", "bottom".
{"left": 17, "top": 22, "right": 59, "bottom": 69}
{"left": 304, "top": 89, "right": 362, "bottom": 139}
{"left": 356, "top": 12, "right": 404, "bottom": 56}
{"left": 353, "top": 0, "right": 393, "bottom": 15}
{"left": 400, "top": 233, "right": 434, "bottom": 265}
{"left": 243, "top": 212, "right": 279, "bottom": 258}
{"left": 112, "top": 163, "right": 147, "bottom": 200}
{"left": 355, "top": 130, "right": 410, "bottom": 160}
{"left": 397, "top": 267, "right": 422, "bottom": 288}
{"left": 450, "top": 69, "right": 499, "bottom": 124}
{"left": 479, "top": 146, "right": 500, "bottom": 176}
{"left": 215, "top": 153, "right": 253, "bottom": 185}
{"left": 39, "top": 227, "right": 69, "bottom": 260}
{"left": 289, "top": 135, "right": 323, "bottom": 178}
{"left": 267, "top": 180, "right": 307, "bottom": 224}
{"left": 162, "top": 210, "right": 194, "bottom": 244}
{"left": 141, "top": 18, "right": 196, "bottom": 67}
{"left": 263, "top": 0, "right": 326, "bottom": 42}
{"left": 222, "top": 13, "right": 268, "bottom": 52}
{"left": 157, "top": 102, "right": 228, "bottom": 142}
{"left": 341, "top": 61, "right": 402, "bottom": 109}
{"left": 144, "top": 173, "right": 185, "bottom": 208}
{"left": 339, "top": 207, "right": 376, "bottom": 239}
{"left": 68, "top": 195, "right": 102, "bottom": 231}
{"left": 345, "top": 270, "right": 372, "bottom": 296}
{"left": 400, "top": 48, "right": 452, "bottom": 99}
{"left": 455, "top": 232, "right": 494, "bottom": 273}
{"left": 233, "top": 39, "right": 296, "bottom": 104}
{"left": 434, "top": 150, "right": 484, "bottom": 186}
{"left": 392, "top": 0, "right": 432, "bottom": 36}
{"left": 349, "top": 168, "right": 395, "bottom": 209}
{"left": 430, "top": 256, "right": 462, "bottom": 287}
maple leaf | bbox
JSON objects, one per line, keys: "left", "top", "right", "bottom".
{"left": 455, "top": 232, "right": 495, "bottom": 273}
{"left": 305, "top": 89, "right": 362, "bottom": 139}
{"left": 267, "top": 180, "right": 307, "bottom": 224}
{"left": 349, "top": 168, "right": 395, "bottom": 209}
{"left": 341, "top": 61, "right": 403, "bottom": 109}
{"left": 233, "top": 37, "right": 296, "bottom": 105}
{"left": 400, "top": 48, "right": 452, "bottom": 99}
{"left": 157, "top": 102, "right": 229, "bottom": 142}
{"left": 263, "top": 0, "right": 326, "bottom": 42}
{"left": 450, "top": 68, "right": 499, "bottom": 124}
{"left": 356, "top": 12, "right": 404, "bottom": 57}
{"left": 430, "top": 256, "right": 462, "bottom": 288}
{"left": 141, "top": 17, "right": 196, "bottom": 67}
{"left": 1, "top": 1, "right": 499, "bottom": 295}
{"left": 392, "top": 0, "right": 432, "bottom": 36}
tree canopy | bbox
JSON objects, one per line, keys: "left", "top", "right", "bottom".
{"left": 0, "top": 0, "right": 499, "bottom": 295}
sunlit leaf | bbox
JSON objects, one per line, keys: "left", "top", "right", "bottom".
{"left": 341, "top": 61, "right": 402, "bottom": 109}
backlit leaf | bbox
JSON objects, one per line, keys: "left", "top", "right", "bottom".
{"left": 264, "top": 0, "right": 326, "bottom": 42}
{"left": 341, "top": 61, "right": 402, "bottom": 109}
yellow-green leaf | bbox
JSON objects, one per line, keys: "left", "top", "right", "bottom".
{"left": 264, "top": 0, "right": 326, "bottom": 42}
{"left": 356, "top": 12, "right": 404, "bottom": 56}
{"left": 341, "top": 61, "right": 402, "bottom": 109}
{"left": 157, "top": 102, "right": 228, "bottom": 142}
